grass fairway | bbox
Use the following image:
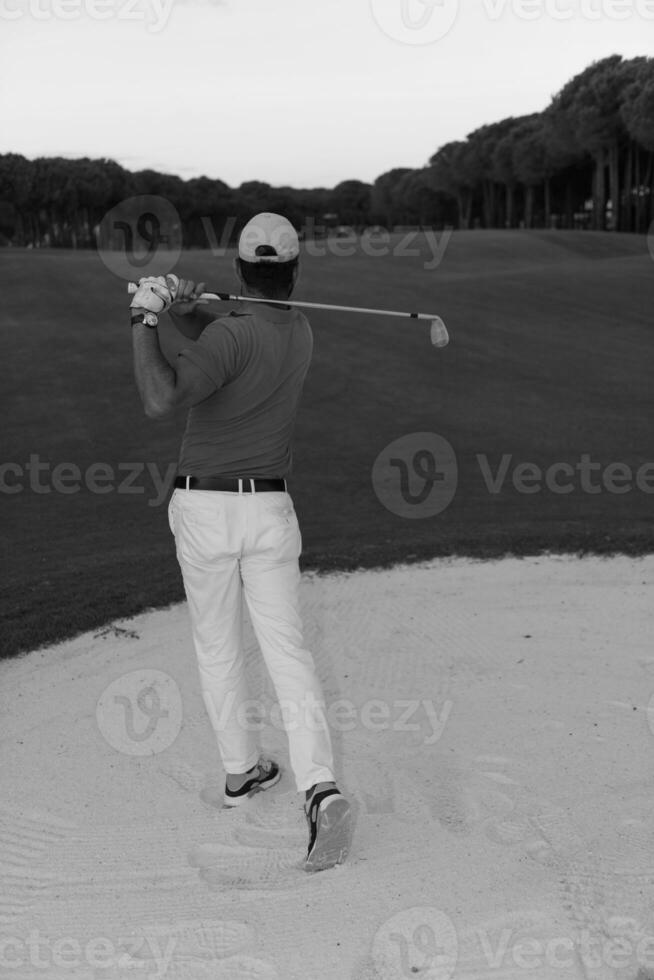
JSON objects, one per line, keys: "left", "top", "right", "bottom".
{"left": 2, "top": 230, "right": 653, "bottom": 658}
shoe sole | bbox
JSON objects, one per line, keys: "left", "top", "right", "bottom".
{"left": 304, "top": 797, "right": 352, "bottom": 872}
{"left": 222, "top": 768, "right": 282, "bottom": 808}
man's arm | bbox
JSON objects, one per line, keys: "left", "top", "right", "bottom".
{"left": 132, "top": 324, "right": 216, "bottom": 418}
{"left": 130, "top": 277, "right": 217, "bottom": 418}
{"left": 157, "top": 307, "right": 216, "bottom": 364}
{"left": 167, "top": 306, "right": 216, "bottom": 342}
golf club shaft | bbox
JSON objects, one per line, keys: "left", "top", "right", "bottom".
{"left": 127, "top": 282, "right": 440, "bottom": 322}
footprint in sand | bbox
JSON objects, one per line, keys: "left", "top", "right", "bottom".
{"left": 178, "top": 777, "right": 314, "bottom": 890}
{"left": 520, "top": 800, "right": 654, "bottom": 969}
{"left": 426, "top": 756, "right": 522, "bottom": 837}
{"left": 187, "top": 839, "right": 304, "bottom": 890}
{"left": 118, "top": 917, "right": 255, "bottom": 963}
{"left": 616, "top": 814, "right": 654, "bottom": 855}
{"left": 348, "top": 764, "right": 397, "bottom": 817}
{"left": 522, "top": 806, "right": 595, "bottom": 867}
{"left": 344, "top": 752, "right": 524, "bottom": 838}
{"left": 164, "top": 761, "right": 291, "bottom": 812}
{"left": 349, "top": 749, "right": 562, "bottom": 863}
{"left": 115, "top": 919, "right": 279, "bottom": 979}
{"left": 161, "top": 759, "right": 290, "bottom": 817}
{"left": 112, "top": 953, "right": 279, "bottom": 980}
{"left": 0, "top": 804, "right": 282, "bottom": 979}
{"left": 558, "top": 867, "right": 654, "bottom": 976}
{"left": 421, "top": 754, "right": 571, "bottom": 858}
{"left": 529, "top": 808, "right": 586, "bottom": 856}
{"left": 233, "top": 800, "right": 306, "bottom": 850}
{"left": 232, "top": 823, "right": 305, "bottom": 849}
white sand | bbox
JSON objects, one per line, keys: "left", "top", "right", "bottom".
{"left": 2, "top": 554, "right": 654, "bottom": 980}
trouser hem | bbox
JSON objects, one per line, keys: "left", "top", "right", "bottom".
{"left": 296, "top": 769, "right": 337, "bottom": 794}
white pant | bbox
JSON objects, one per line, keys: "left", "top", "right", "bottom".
{"left": 168, "top": 487, "right": 335, "bottom": 792}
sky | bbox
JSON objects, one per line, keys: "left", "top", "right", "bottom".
{"left": 0, "top": 0, "right": 651, "bottom": 189}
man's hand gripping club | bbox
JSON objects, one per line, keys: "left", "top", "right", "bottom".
{"left": 129, "top": 274, "right": 209, "bottom": 317}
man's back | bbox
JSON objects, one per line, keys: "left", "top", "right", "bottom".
{"left": 178, "top": 302, "right": 313, "bottom": 479}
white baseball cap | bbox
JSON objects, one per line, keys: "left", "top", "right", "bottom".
{"left": 238, "top": 212, "right": 300, "bottom": 264}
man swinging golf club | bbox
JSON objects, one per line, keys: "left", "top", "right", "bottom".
{"left": 129, "top": 212, "right": 351, "bottom": 872}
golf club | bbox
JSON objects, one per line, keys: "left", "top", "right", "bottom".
{"left": 127, "top": 281, "right": 450, "bottom": 348}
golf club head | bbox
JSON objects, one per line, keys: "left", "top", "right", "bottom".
{"left": 430, "top": 317, "right": 449, "bottom": 348}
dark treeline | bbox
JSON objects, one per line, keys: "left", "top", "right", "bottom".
{"left": 1, "top": 54, "right": 652, "bottom": 249}
{"left": 430, "top": 53, "right": 654, "bottom": 233}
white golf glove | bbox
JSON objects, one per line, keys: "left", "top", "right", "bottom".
{"left": 129, "top": 274, "right": 179, "bottom": 314}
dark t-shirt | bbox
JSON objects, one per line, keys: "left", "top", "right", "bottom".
{"left": 175, "top": 301, "right": 313, "bottom": 478}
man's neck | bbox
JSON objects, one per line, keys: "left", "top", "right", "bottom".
{"left": 242, "top": 288, "right": 291, "bottom": 310}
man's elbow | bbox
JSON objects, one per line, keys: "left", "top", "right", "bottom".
{"left": 143, "top": 396, "right": 175, "bottom": 419}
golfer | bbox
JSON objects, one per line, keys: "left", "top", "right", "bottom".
{"left": 129, "top": 213, "right": 351, "bottom": 872}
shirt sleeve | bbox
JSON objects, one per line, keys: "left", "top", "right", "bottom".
{"left": 176, "top": 318, "right": 246, "bottom": 389}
